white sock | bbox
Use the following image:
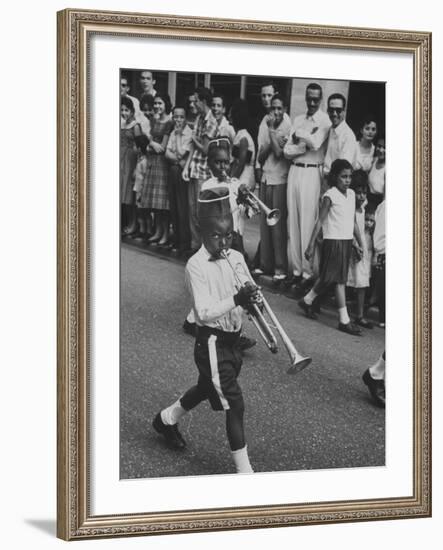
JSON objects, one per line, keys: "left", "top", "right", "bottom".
{"left": 338, "top": 307, "right": 350, "bottom": 324}
{"left": 303, "top": 289, "right": 317, "bottom": 305}
{"left": 187, "top": 310, "right": 195, "bottom": 323}
{"left": 161, "top": 399, "right": 187, "bottom": 425}
{"left": 369, "top": 354, "right": 385, "bottom": 380}
{"left": 231, "top": 445, "right": 254, "bottom": 474}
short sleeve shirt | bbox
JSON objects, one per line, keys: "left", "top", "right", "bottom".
{"left": 322, "top": 187, "right": 355, "bottom": 239}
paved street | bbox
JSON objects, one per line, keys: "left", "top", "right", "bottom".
{"left": 120, "top": 244, "right": 385, "bottom": 479}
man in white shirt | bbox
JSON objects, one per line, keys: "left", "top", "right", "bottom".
{"left": 284, "top": 83, "right": 331, "bottom": 284}
{"left": 211, "top": 95, "right": 236, "bottom": 143}
{"left": 138, "top": 69, "right": 157, "bottom": 99}
{"left": 324, "top": 93, "right": 358, "bottom": 176}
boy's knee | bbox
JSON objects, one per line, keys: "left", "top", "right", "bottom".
{"left": 227, "top": 396, "right": 244, "bottom": 415}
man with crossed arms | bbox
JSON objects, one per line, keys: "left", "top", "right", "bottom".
{"left": 284, "top": 83, "right": 331, "bottom": 285}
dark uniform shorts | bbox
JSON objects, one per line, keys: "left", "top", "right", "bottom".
{"left": 193, "top": 326, "right": 244, "bottom": 411}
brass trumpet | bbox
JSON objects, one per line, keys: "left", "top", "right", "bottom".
{"left": 239, "top": 189, "right": 281, "bottom": 226}
{"left": 221, "top": 251, "right": 312, "bottom": 375}
{"left": 219, "top": 173, "right": 280, "bottom": 226}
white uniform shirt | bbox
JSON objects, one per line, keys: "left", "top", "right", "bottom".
{"left": 283, "top": 109, "right": 331, "bottom": 164}
{"left": 201, "top": 177, "right": 241, "bottom": 232}
{"left": 185, "top": 247, "right": 251, "bottom": 332}
{"left": 324, "top": 120, "right": 358, "bottom": 174}
{"left": 216, "top": 116, "right": 236, "bottom": 143}
{"left": 322, "top": 187, "right": 355, "bottom": 239}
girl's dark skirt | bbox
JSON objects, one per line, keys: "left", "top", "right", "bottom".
{"left": 319, "top": 239, "right": 353, "bottom": 284}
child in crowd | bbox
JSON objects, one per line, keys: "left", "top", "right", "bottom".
{"left": 153, "top": 186, "right": 260, "bottom": 474}
{"left": 132, "top": 134, "right": 152, "bottom": 239}
{"left": 346, "top": 170, "right": 374, "bottom": 328}
{"left": 165, "top": 105, "right": 193, "bottom": 253}
{"left": 139, "top": 94, "right": 155, "bottom": 126}
{"left": 120, "top": 96, "right": 141, "bottom": 236}
{"left": 355, "top": 115, "right": 377, "bottom": 173}
{"left": 298, "top": 159, "right": 364, "bottom": 335}
{"left": 368, "top": 135, "right": 386, "bottom": 208}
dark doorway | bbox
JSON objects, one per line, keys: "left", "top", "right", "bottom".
{"left": 347, "top": 81, "right": 386, "bottom": 139}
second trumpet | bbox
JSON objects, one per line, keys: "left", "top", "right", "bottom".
{"left": 238, "top": 189, "right": 281, "bottom": 226}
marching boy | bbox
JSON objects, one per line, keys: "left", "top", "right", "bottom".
{"left": 153, "top": 186, "right": 260, "bottom": 473}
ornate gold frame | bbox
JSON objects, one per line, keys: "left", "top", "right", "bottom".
{"left": 57, "top": 8, "right": 431, "bottom": 540}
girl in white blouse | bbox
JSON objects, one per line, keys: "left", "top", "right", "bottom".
{"left": 298, "top": 159, "right": 364, "bottom": 336}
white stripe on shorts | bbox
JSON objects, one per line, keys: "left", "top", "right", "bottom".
{"left": 208, "top": 334, "right": 230, "bottom": 410}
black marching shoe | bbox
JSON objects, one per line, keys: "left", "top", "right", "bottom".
{"left": 297, "top": 298, "right": 318, "bottom": 320}
{"left": 338, "top": 322, "right": 362, "bottom": 336}
{"left": 362, "top": 369, "right": 385, "bottom": 408}
{"left": 152, "top": 413, "right": 186, "bottom": 449}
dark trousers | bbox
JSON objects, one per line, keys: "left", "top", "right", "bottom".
{"left": 374, "top": 253, "right": 386, "bottom": 323}
{"left": 259, "top": 182, "right": 288, "bottom": 274}
{"left": 169, "top": 164, "right": 191, "bottom": 250}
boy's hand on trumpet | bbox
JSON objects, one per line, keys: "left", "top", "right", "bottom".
{"left": 234, "top": 281, "right": 261, "bottom": 308}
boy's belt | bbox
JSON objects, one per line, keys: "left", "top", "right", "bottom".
{"left": 196, "top": 326, "right": 241, "bottom": 345}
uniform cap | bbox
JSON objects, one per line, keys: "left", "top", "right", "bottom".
{"left": 197, "top": 186, "right": 232, "bottom": 221}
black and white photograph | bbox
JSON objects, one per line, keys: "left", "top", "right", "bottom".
{"left": 119, "top": 68, "right": 386, "bottom": 479}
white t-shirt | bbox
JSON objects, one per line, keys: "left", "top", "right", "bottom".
{"left": 322, "top": 187, "right": 355, "bottom": 239}
{"left": 201, "top": 176, "right": 241, "bottom": 232}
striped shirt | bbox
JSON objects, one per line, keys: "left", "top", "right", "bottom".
{"left": 189, "top": 110, "right": 218, "bottom": 180}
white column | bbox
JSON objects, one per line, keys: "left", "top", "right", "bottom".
{"left": 240, "top": 76, "right": 247, "bottom": 99}
{"left": 168, "top": 72, "right": 177, "bottom": 105}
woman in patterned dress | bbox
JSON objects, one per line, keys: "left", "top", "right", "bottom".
{"left": 120, "top": 97, "right": 142, "bottom": 235}
{"left": 140, "top": 92, "right": 174, "bottom": 246}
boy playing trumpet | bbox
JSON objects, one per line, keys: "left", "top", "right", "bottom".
{"left": 153, "top": 186, "right": 259, "bottom": 474}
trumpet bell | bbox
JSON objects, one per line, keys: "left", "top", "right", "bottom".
{"left": 266, "top": 209, "right": 281, "bottom": 226}
{"left": 286, "top": 356, "right": 312, "bottom": 376}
